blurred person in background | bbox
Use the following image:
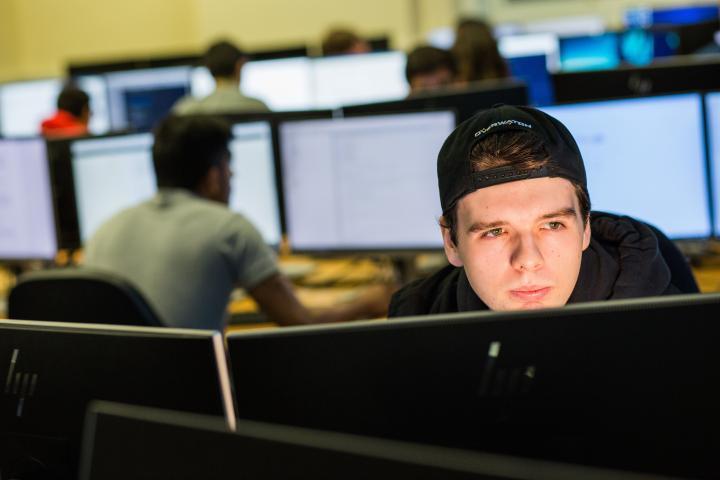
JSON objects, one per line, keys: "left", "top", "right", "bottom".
{"left": 41, "top": 84, "right": 91, "bottom": 138}
{"left": 405, "top": 45, "right": 458, "bottom": 95}
{"left": 321, "top": 28, "right": 371, "bottom": 56}
{"left": 451, "top": 18, "right": 509, "bottom": 84}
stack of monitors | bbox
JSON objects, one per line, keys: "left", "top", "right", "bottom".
{"left": 65, "top": 121, "right": 282, "bottom": 246}
{"left": 541, "top": 93, "right": 710, "bottom": 239}
{"left": 0, "top": 138, "right": 57, "bottom": 261}
{"left": 278, "top": 110, "right": 456, "bottom": 252}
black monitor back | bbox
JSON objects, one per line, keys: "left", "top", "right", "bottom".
{"left": 227, "top": 293, "right": 720, "bottom": 478}
{"left": 0, "top": 320, "right": 234, "bottom": 479}
{"left": 552, "top": 55, "right": 720, "bottom": 103}
{"left": 342, "top": 79, "right": 529, "bottom": 123}
{"left": 80, "top": 401, "right": 673, "bottom": 480}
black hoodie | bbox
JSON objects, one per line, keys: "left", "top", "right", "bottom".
{"left": 389, "top": 212, "right": 698, "bottom": 317}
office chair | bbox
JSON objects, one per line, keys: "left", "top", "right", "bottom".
{"left": 8, "top": 268, "right": 164, "bottom": 327}
{"left": 646, "top": 223, "right": 700, "bottom": 294}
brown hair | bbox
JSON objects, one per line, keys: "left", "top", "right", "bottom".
{"left": 451, "top": 18, "right": 509, "bottom": 83}
{"left": 440, "top": 131, "right": 591, "bottom": 244}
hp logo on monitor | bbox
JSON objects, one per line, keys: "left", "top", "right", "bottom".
{"left": 4, "top": 349, "right": 39, "bottom": 417}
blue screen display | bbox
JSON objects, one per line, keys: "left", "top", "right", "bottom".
{"left": 652, "top": 5, "right": 719, "bottom": 25}
{"left": 507, "top": 55, "right": 555, "bottom": 106}
{"left": 559, "top": 34, "right": 620, "bottom": 72}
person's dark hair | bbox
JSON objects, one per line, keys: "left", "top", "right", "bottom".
{"left": 440, "top": 131, "right": 591, "bottom": 245}
{"left": 152, "top": 115, "right": 232, "bottom": 191}
{"left": 57, "top": 84, "right": 90, "bottom": 118}
{"left": 405, "top": 45, "right": 457, "bottom": 83}
{"left": 322, "top": 28, "right": 362, "bottom": 56}
{"left": 204, "top": 40, "right": 245, "bottom": 78}
{"left": 451, "top": 18, "right": 509, "bottom": 83}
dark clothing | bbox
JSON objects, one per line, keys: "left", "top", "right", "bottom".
{"left": 389, "top": 212, "right": 697, "bottom": 317}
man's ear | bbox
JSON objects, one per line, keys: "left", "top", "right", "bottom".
{"left": 440, "top": 218, "right": 463, "bottom": 267}
{"left": 197, "top": 165, "right": 221, "bottom": 199}
{"left": 582, "top": 214, "right": 591, "bottom": 251}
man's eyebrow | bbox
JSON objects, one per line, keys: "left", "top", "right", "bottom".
{"left": 467, "top": 207, "right": 578, "bottom": 232}
{"left": 538, "top": 207, "right": 578, "bottom": 220}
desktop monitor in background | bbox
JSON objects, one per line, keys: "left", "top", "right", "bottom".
{"left": 228, "top": 121, "right": 282, "bottom": 246}
{"left": 707, "top": 92, "right": 720, "bottom": 237}
{"left": 227, "top": 293, "right": 720, "bottom": 478}
{"left": 0, "top": 139, "right": 57, "bottom": 260}
{"left": 312, "top": 51, "right": 409, "bottom": 109}
{"left": 0, "top": 78, "right": 62, "bottom": 137}
{"left": 70, "top": 133, "right": 156, "bottom": 242}
{"left": 558, "top": 33, "right": 620, "bottom": 72}
{"left": 506, "top": 55, "right": 555, "bottom": 105}
{"left": 80, "top": 401, "right": 675, "bottom": 480}
{"left": 0, "top": 320, "right": 234, "bottom": 480}
{"left": 74, "top": 75, "right": 112, "bottom": 135}
{"left": 498, "top": 33, "right": 561, "bottom": 72}
{"left": 541, "top": 94, "right": 709, "bottom": 239}
{"left": 191, "top": 57, "right": 315, "bottom": 111}
{"left": 651, "top": 4, "right": 720, "bottom": 25}
{"left": 279, "top": 111, "right": 455, "bottom": 252}
{"left": 342, "top": 80, "right": 528, "bottom": 124}
{"left": 99, "top": 65, "right": 192, "bottom": 131}
{"left": 551, "top": 56, "right": 720, "bottom": 103}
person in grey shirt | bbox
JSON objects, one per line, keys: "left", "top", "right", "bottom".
{"left": 84, "top": 115, "right": 390, "bottom": 330}
{"left": 174, "top": 40, "right": 270, "bottom": 116}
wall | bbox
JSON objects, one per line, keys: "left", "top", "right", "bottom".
{"left": 0, "top": 0, "right": 714, "bottom": 81}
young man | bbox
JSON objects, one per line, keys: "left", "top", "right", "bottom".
{"left": 173, "top": 40, "right": 269, "bottom": 115}
{"left": 389, "top": 105, "right": 698, "bottom": 316}
{"left": 84, "top": 115, "right": 390, "bottom": 329}
{"left": 40, "top": 84, "right": 91, "bottom": 138}
{"left": 405, "top": 46, "right": 457, "bottom": 95}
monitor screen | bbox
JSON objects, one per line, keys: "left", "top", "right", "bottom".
{"left": 102, "top": 66, "right": 192, "bottom": 131}
{"left": 507, "top": 55, "right": 555, "bottom": 106}
{"left": 227, "top": 293, "right": 720, "bottom": 477}
{"left": 71, "top": 134, "right": 156, "bottom": 242}
{"left": 0, "top": 320, "right": 234, "bottom": 479}
{"left": 279, "top": 111, "right": 455, "bottom": 252}
{"left": 229, "top": 122, "right": 282, "bottom": 246}
{"left": 707, "top": 92, "right": 720, "bottom": 237}
{"left": 652, "top": 4, "right": 720, "bottom": 25}
{"left": 498, "top": 33, "right": 561, "bottom": 71}
{"left": 0, "top": 139, "right": 57, "bottom": 260}
{"left": 191, "top": 57, "right": 314, "bottom": 111}
{"left": 559, "top": 33, "right": 620, "bottom": 72}
{"left": 0, "top": 79, "right": 62, "bottom": 137}
{"left": 312, "top": 51, "right": 409, "bottom": 109}
{"left": 541, "top": 94, "right": 709, "bottom": 238}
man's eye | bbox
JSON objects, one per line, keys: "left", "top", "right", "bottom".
{"left": 482, "top": 228, "right": 504, "bottom": 238}
{"left": 545, "top": 221, "right": 564, "bottom": 230}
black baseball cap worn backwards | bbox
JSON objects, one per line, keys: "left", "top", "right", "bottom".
{"left": 437, "top": 104, "right": 588, "bottom": 213}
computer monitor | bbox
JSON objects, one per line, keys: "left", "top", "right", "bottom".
{"left": 68, "top": 126, "right": 282, "bottom": 245}
{"left": 0, "top": 320, "right": 234, "bottom": 479}
{"left": 70, "top": 133, "right": 156, "bottom": 243}
{"left": 541, "top": 94, "right": 710, "bottom": 239}
{"left": 312, "top": 51, "right": 409, "bottom": 109}
{"left": 228, "top": 121, "right": 282, "bottom": 246}
{"left": 80, "top": 401, "right": 675, "bottom": 480}
{"left": 498, "top": 33, "right": 561, "bottom": 72}
{"left": 559, "top": 33, "right": 621, "bottom": 72}
{"left": 707, "top": 92, "right": 720, "bottom": 237}
{"left": 342, "top": 79, "right": 528, "bottom": 123}
{"left": 97, "top": 65, "right": 192, "bottom": 131}
{"left": 552, "top": 55, "right": 720, "bottom": 103}
{"left": 0, "top": 139, "right": 58, "bottom": 260}
{"left": 651, "top": 4, "right": 720, "bottom": 25}
{"left": 0, "top": 78, "right": 62, "bottom": 138}
{"left": 506, "top": 55, "right": 555, "bottom": 106}
{"left": 191, "top": 57, "right": 315, "bottom": 111}
{"left": 227, "top": 293, "right": 720, "bottom": 478}
{"left": 278, "top": 111, "right": 456, "bottom": 252}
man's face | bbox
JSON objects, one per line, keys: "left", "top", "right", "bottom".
{"left": 410, "top": 67, "right": 455, "bottom": 93}
{"left": 442, "top": 177, "right": 590, "bottom": 311}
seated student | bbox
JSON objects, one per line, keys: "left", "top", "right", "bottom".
{"left": 321, "top": 28, "right": 371, "bottom": 56}
{"left": 389, "top": 105, "right": 698, "bottom": 316}
{"left": 173, "top": 40, "right": 269, "bottom": 115}
{"left": 40, "top": 84, "right": 91, "bottom": 138}
{"left": 84, "top": 115, "right": 391, "bottom": 329}
{"left": 451, "top": 18, "right": 509, "bottom": 84}
{"left": 405, "top": 45, "right": 457, "bottom": 95}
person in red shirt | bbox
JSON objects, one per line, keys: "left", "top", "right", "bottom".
{"left": 41, "top": 84, "right": 91, "bottom": 138}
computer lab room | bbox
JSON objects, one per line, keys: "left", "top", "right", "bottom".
{"left": 2, "top": 0, "right": 720, "bottom": 478}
